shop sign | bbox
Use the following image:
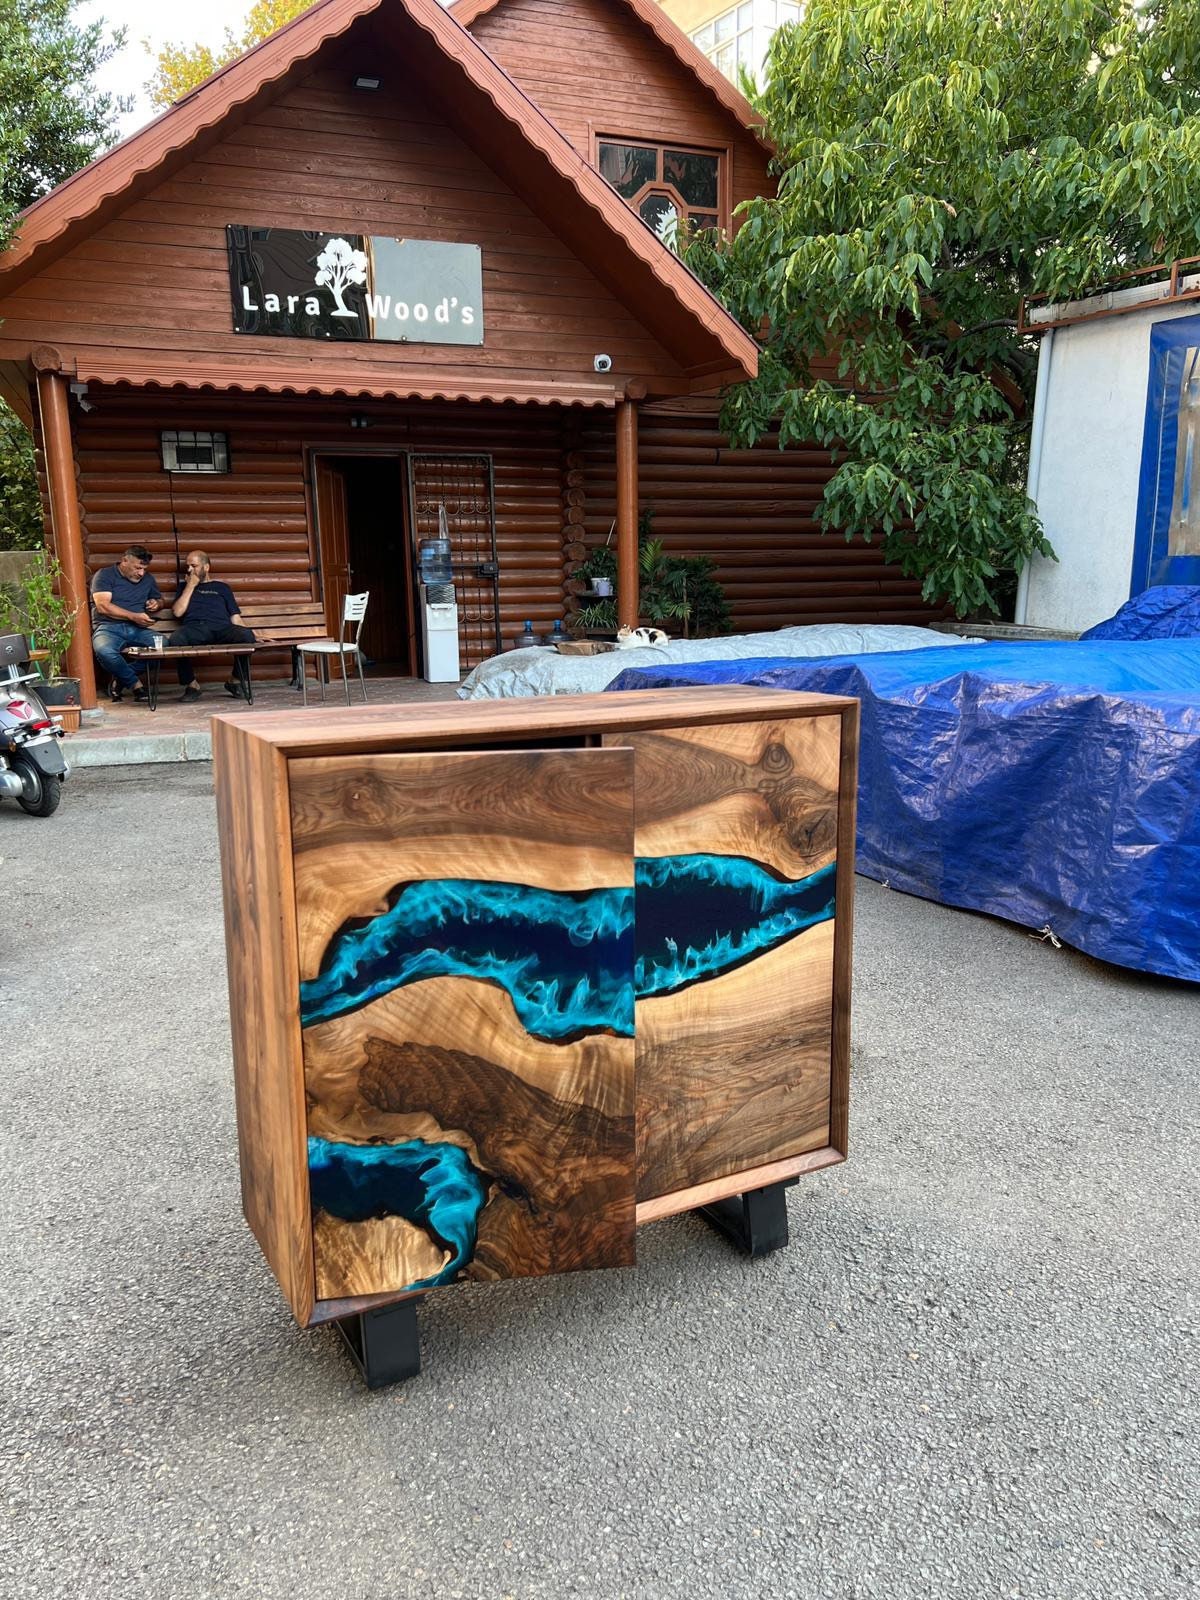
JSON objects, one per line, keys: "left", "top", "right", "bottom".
{"left": 226, "top": 226, "right": 484, "bottom": 345}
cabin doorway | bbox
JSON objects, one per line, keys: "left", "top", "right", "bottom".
{"left": 312, "top": 452, "right": 416, "bottom": 674}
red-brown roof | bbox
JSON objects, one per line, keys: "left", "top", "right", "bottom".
{"left": 0, "top": 0, "right": 757, "bottom": 395}
{"left": 451, "top": 0, "right": 774, "bottom": 155}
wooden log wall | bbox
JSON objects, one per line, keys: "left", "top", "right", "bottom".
{"left": 64, "top": 386, "right": 941, "bottom": 688}
{"left": 576, "top": 408, "right": 945, "bottom": 630}
{"left": 69, "top": 389, "right": 573, "bottom": 673}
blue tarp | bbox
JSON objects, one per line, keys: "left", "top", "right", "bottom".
{"left": 1081, "top": 585, "right": 1200, "bottom": 641}
{"left": 609, "top": 639, "right": 1200, "bottom": 983}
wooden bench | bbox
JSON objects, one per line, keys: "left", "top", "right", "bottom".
{"left": 120, "top": 600, "right": 334, "bottom": 710}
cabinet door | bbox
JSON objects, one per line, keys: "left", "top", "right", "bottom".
{"left": 289, "top": 747, "right": 637, "bottom": 1302}
{"left": 605, "top": 715, "right": 843, "bottom": 1204}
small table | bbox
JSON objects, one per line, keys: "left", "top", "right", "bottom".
{"left": 122, "top": 645, "right": 255, "bottom": 711}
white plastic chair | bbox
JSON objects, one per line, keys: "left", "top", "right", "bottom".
{"left": 298, "top": 591, "right": 369, "bottom": 706}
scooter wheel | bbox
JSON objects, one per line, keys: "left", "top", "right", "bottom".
{"left": 13, "top": 755, "right": 62, "bottom": 817}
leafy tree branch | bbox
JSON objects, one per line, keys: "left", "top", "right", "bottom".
{"left": 689, "top": 0, "right": 1200, "bottom": 615}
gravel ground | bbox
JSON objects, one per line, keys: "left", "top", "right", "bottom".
{"left": 1, "top": 766, "right": 1196, "bottom": 1600}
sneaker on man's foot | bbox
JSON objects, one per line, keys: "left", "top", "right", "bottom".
{"left": 131, "top": 685, "right": 148, "bottom": 703}
{"left": 224, "top": 678, "right": 245, "bottom": 700}
{"left": 108, "top": 683, "right": 124, "bottom": 703}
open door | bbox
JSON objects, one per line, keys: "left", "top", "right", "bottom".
{"left": 313, "top": 457, "right": 350, "bottom": 636}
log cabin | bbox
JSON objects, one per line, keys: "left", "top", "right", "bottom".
{"left": 0, "top": 0, "right": 940, "bottom": 710}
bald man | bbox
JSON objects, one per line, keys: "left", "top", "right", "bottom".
{"left": 170, "top": 550, "right": 256, "bottom": 701}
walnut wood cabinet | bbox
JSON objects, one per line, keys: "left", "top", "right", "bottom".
{"left": 212, "top": 686, "right": 858, "bottom": 1332}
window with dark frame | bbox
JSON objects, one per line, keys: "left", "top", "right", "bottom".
{"left": 160, "top": 430, "right": 230, "bottom": 474}
{"left": 596, "top": 139, "right": 723, "bottom": 242}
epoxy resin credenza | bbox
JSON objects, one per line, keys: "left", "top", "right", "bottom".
{"left": 213, "top": 687, "right": 858, "bottom": 1357}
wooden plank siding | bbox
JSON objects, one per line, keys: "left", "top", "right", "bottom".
{"left": 69, "top": 390, "right": 572, "bottom": 672}
{"left": 61, "top": 386, "right": 939, "bottom": 687}
{"left": 0, "top": 25, "right": 685, "bottom": 399}
{"left": 574, "top": 406, "right": 945, "bottom": 631}
{"left": 464, "top": 0, "right": 776, "bottom": 227}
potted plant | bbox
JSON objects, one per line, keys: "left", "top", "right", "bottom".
{"left": 0, "top": 551, "right": 82, "bottom": 731}
{"left": 569, "top": 512, "right": 732, "bottom": 639}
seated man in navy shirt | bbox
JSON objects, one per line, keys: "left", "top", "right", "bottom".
{"left": 91, "top": 544, "right": 168, "bottom": 702}
{"left": 170, "top": 549, "right": 256, "bottom": 701}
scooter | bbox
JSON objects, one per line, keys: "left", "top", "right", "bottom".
{"left": 0, "top": 633, "right": 70, "bottom": 818}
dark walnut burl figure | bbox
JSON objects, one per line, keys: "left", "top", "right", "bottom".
{"left": 358, "top": 1039, "right": 634, "bottom": 1281}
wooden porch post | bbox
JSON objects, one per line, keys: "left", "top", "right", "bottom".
{"left": 35, "top": 367, "right": 97, "bottom": 710}
{"left": 615, "top": 398, "right": 639, "bottom": 631}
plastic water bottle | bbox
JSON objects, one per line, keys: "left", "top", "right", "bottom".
{"left": 519, "top": 620, "right": 536, "bottom": 648}
{"left": 418, "top": 538, "right": 453, "bottom": 585}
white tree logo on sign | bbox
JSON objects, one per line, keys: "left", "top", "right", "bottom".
{"left": 315, "top": 237, "right": 368, "bottom": 318}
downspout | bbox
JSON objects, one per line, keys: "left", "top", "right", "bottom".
{"left": 1014, "top": 326, "right": 1054, "bottom": 625}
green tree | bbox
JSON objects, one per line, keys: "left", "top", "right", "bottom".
{"left": 0, "top": 407, "right": 44, "bottom": 550}
{"left": 0, "top": 0, "right": 127, "bottom": 248}
{"left": 689, "top": 0, "right": 1200, "bottom": 615}
{"left": 0, "top": 0, "right": 126, "bottom": 549}
{"left": 147, "top": 0, "right": 315, "bottom": 109}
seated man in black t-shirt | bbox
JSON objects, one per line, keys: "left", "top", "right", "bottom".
{"left": 170, "top": 550, "right": 256, "bottom": 701}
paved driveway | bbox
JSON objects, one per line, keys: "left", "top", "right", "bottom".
{"left": 1, "top": 768, "right": 1196, "bottom": 1599}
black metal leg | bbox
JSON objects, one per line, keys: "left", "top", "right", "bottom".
{"left": 333, "top": 1297, "right": 423, "bottom": 1389}
{"left": 147, "top": 657, "right": 160, "bottom": 712}
{"left": 237, "top": 654, "right": 253, "bottom": 705}
{"left": 697, "top": 1179, "right": 798, "bottom": 1257}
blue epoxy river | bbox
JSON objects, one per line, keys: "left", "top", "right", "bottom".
{"left": 309, "top": 1135, "right": 489, "bottom": 1291}
{"left": 300, "top": 879, "right": 636, "bottom": 1039}
{"left": 634, "top": 854, "right": 836, "bottom": 998}
{"left": 299, "top": 856, "right": 836, "bottom": 1033}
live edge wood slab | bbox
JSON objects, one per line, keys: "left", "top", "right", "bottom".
{"left": 212, "top": 687, "right": 858, "bottom": 1330}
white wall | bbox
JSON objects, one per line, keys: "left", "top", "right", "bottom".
{"left": 1024, "top": 295, "right": 1200, "bottom": 632}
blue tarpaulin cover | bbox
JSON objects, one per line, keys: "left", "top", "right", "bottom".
{"left": 1081, "top": 585, "right": 1200, "bottom": 641}
{"left": 609, "top": 639, "right": 1200, "bottom": 983}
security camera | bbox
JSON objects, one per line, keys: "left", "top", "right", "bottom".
{"left": 593, "top": 354, "right": 613, "bottom": 374}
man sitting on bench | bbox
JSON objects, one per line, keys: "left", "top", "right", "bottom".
{"left": 171, "top": 550, "right": 257, "bottom": 702}
{"left": 91, "top": 544, "right": 168, "bottom": 702}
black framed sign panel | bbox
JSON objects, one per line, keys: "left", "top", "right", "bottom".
{"left": 227, "top": 226, "right": 484, "bottom": 345}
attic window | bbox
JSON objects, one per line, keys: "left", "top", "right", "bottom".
{"left": 597, "top": 140, "right": 724, "bottom": 245}
{"left": 161, "top": 430, "right": 230, "bottom": 473}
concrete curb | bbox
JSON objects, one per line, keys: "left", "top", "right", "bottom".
{"left": 66, "top": 731, "right": 213, "bottom": 767}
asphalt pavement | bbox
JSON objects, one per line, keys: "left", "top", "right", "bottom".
{"left": 1, "top": 766, "right": 1196, "bottom": 1600}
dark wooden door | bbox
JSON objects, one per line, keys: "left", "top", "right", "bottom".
{"left": 313, "top": 456, "right": 350, "bottom": 636}
{"left": 343, "top": 457, "right": 414, "bottom": 671}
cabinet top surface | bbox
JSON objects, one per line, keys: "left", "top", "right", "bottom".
{"left": 211, "top": 686, "right": 858, "bottom": 759}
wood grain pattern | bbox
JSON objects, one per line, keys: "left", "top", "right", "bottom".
{"left": 289, "top": 747, "right": 632, "bottom": 974}
{"left": 608, "top": 716, "right": 842, "bottom": 1204}
{"left": 635, "top": 1145, "right": 845, "bottom": 1225}
{"left": 292, "top": 746, "right": 637, "bottom": 1300}
{"left": 830, "top": 699, "right": 860, "bottom": 1159}
{"left": 635, "top": 923, "right": 834, "bottom": 1199}
{"left": 613, "top": 714, "right": 841, "bottom": 879}
{"left": 215, "top": 684, "right": 855, "bottom": 756}
{"left": 212, "top": 717, "right": 314, "bottom": 1326}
